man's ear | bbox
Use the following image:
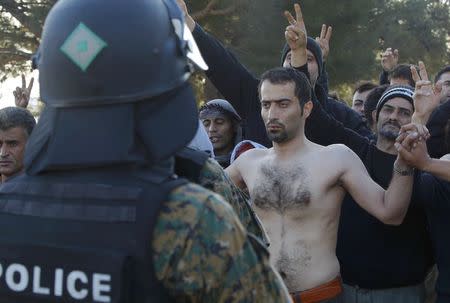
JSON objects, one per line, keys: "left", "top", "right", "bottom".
{"left": 302, "top": 100, "right": 313, "bottom": 118}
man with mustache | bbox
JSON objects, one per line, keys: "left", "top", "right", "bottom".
{"left": 199, "top": 99, "right": 243, "bottom": 168}
{"left": 226, "top": 67, "right": 416, "bottom": 303}
{"left": 306, "top": 76, "right": 434, "bottom": 301}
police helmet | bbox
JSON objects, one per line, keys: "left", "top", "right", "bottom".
{"left": 25, "top": 0, "right": 207, "bottom": 173}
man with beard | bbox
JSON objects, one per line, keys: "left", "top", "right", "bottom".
{"left": 226, "top": 67, "right": 416, "bottom": 303}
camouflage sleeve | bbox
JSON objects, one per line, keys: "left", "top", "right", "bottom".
{"left": 198, "top": 158, "right": 270, "bottom": 246}
{"left": 152, "top": 183, "right": 291, "bottom": 303}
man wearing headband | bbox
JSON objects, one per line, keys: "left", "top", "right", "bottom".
{"left": 199, "top": 99, "right": 243, "bottom": 168}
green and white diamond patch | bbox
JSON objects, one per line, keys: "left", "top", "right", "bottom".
{"left": 60, "top": 22, "right": 108, "bottom": 72}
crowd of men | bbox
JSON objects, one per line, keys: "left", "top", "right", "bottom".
{"left": 0, "top": 0, "right": 449, "bottom": 302}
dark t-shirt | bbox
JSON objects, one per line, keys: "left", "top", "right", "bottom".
{"left": 416, "top": 173, "right": 450, "bottom": 303}
{"left": 306, "top": 93, "right": 434, "bottom": 288}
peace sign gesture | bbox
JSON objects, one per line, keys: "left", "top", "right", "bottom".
{"left": 411, "top": 61, "right": 441, "bottom": 124}
{"left": 13, "top": 74, "right": 34, "bottom": 108}
{"left": 284, "top": 3, "right": 307, "bottom": 52}
{"left": 315, "top": 24, "right": 332, "bottom": 61}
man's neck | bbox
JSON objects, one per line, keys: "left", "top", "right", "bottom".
{"left": 1, "top": 169, "right": 24, "bottom": 183}
{"left": 376, "top": 136, "right": 398, "bottom": 155}
{"left": 214, "top": 146, "right": 233, "bottom": 157}
{"left": 272, "top": 134, "right": 308, "bottom": 158}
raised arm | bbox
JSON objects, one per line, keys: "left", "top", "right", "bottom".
{"left": 177, "top": 0, "right": 259, "bottom": 116}
{"left": 339, "top": 144, "right": 414, "bottom": 225}
{"left": 315, "top": 24, "right": 332, "bottom": 95}
{"left": 379, "top": 47, "right": 399, "bottom": 85}
{"left": 410, "top": 61, "right": 441, "bottom": 125}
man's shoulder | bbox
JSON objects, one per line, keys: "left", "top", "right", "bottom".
{"left": 199, "top": 158, "right": 226, "bottom": 182}
{"left": 235, "top": 147, "right": 270, "bottom": 163}
{"left": 161, "top": 182, "right": 240, "bottom": 235}
{"left": 316, "top": 143, "right": 358, "bottom": 165}
{"left": 322, "top": 143, "right": 353, "bottom": 154}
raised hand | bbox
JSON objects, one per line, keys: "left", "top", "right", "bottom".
{"left": 13, "top": 74, "right": 34, "bottom": 109}
{"left": 398, "top": 123, "right": 430, "bottom": 141}
{"left": 381, "top": 48, "right": 399, "bottom": 72}
{"left": 284, "top": 3, "right": 307, "bottom": 67}
{"left": 315, "top": 24, "right": 332, "bottom": 62}
{"left": 176, "top": 0, "right": 195, "bottom": 32}
{"left": 411, "top": 61, "right": 440, "bottom": 124}
{"left": 395, "top": 131, "right": 431, "bottom": 170}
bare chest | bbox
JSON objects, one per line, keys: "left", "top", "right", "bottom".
{"left": 250, "top": 164, "right": 311, "bottom": 213}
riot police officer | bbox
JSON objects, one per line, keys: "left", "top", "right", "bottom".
{"left": 0, "top": 0, "right": 291, "bottom": 302}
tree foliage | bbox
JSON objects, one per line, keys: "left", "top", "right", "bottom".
{"left": 1, "top": 0, "right": 449, "bottom": 102}
{"left": 0, "top": 0, "right": 56, "bottom": 80}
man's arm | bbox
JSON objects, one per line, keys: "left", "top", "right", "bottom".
{"left": 339, "top": 145, "right": 414, "bottom": 225}
{"left": 177, "top": 0, "right": 259, "bottom": 117}
{"left": 410, "top": 61, "right": 441, "bottom": 125}
{"left": 379, "top": 47, "right": 399, "bottom": 85}
{"left": 315, "top": 24, "right": 332, "bottom": 95}
{"left": 225, "top": 158, "right": 247, "bottom": 190}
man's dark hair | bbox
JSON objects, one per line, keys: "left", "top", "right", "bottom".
{"left": 0, "top": 107, "right": 36, "bottom": 136}
{"left": 390, "top": 64, "right": 418, "bottom": 87}
{"left": 353, "top": 81, "right": 377, "bottom": 95}
{"left": 258, "top": 67, "right": 311, "bottom": 111}
{"left": 364, "top": 84, "right": 389, "bottom": 126}
{"left": 434, "top": 65, "right": 450, "bottom": 83}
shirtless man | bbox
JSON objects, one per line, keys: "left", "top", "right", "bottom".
{"left": 226, "top": 67, "right": 416, "bottom": 302}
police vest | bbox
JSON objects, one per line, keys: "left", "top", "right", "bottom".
{"left": 0, "top": 167, "right": 185, "bottom": 303}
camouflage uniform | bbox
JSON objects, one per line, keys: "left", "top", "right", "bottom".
{"left": 198, "top": 157, "right": 269, "bottom": 246}
{"left": 153, "top": 183, "right": 291, "bottom": 302}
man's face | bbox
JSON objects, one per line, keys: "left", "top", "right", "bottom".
{"left": 376, "top": 97, "right": 413, "bottom": 141}
{"left": 282, "top": 50, "right": 319, "bottom": 87}
{"left": 352, "top": 90, "right": 372, "bottom": 116}
{"left": 436, "top": 72, "right": 450, "bottom": 104}
{"left": 201, "top": 114, "right": 235, "bottom": 156}
{"left": 0, "top": 127, "right": 28, "bottom": 181}
{"left": 260, "top": 80, "right": 304, "bottom": 143}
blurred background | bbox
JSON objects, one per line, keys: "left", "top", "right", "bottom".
{"left": 0, "top": 0, "right": 449, "bottom": 114}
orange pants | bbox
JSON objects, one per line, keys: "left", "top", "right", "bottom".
{"left": 290, "top": 276, "right": 343, "bottom": 303}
